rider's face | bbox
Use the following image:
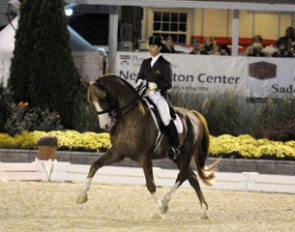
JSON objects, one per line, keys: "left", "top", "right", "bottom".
{"left": 149, "top": 45, "right": 161, "bottom": 57}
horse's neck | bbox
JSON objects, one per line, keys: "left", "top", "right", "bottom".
{"left": 117, "top": 91, "right": 140, "bottom": 109}
{"left": 115, "top": 98, "right": 148, "bottom": 125}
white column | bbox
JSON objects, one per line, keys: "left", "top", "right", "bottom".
{"left": 278, "top": 13, "right": 282, "bottom": 38}
{"left": 232, "top": 9, "right": 240, "bottom": 56}
{"left": 108, "top": 6, "right": 119, "bottom": 74}
{"left": 292, "top": 13, "right": 295, "bottom": 29}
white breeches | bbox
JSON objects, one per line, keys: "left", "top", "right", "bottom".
{"left": 144, "top": 90, "right": 171, "bottom": 126}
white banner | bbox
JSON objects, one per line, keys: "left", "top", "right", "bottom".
{"left": 115, "top": 52, "right": 295, "bottom": 99}
{"left": 247, "top": 57, "right": 295, "bottom": 99}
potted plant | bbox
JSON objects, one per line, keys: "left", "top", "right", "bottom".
{"left": 36, "top": 136, "right": 58, "bottom": 160}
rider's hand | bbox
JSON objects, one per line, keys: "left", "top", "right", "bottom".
{"left": 135, "top": 79, "right": 144, "bottom": 90}
{"left": 148, "top": 82, "right": 158, "bottom": 90}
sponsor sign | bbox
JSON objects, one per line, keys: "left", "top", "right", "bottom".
{"left": 116, "top": 52, "right": 295, "bottom": 99}
{"left": 116, "top": 52, "right": 247, "bottom": 96}
{"left": 247, "top": 57, "right": 295, "bottom": 99}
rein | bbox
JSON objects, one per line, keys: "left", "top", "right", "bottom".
{"left": 96, "top": 98, "right": 141, "bottom": 119}
{"left": 95, "top": 83, "right": 146, "bottom": 120}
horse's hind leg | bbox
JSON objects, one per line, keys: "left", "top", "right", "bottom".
{"left": 77, "top": 148, "right": 123, "bottom": 204}
{"left": 187, "top": 169, "right": 209, "bottom": 219}
{"left": 161, "top": 159, "right": 190, "bottom": 214}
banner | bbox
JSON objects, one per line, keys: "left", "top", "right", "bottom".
{"left": 247, "top": 57, "right": 295, "bottom": 100}
{"left": 115, "top": 52, "right": 295, "bottom": 99}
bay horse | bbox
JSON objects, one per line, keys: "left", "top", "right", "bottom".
{"left": 77, "top": 74, "right": 217, "bottom": 219}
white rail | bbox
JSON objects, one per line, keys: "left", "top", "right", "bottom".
{"left": 1, "top": 160, "right": 295, "bottom": 194}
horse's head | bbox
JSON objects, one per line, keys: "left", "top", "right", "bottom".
{"left": 86, "top": 75, "right": 145, "bottom": 130}
{"left": 84, "top": 79, "right": 116, "bottom": 131}
{"left": 89, "top": 80, "right": 118, "bottom": 112}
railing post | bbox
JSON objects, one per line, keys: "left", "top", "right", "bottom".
{"left": 232, "top": 9, "right": 240, "bottom": 56}
{"left": 108, "top": 6, "right": 119, "bottom": 74}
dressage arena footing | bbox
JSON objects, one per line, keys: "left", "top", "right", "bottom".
{"left": 1, "top": 151, "right": 295, "bottom": 232}
{"left": 1, "top": 181, "right": 294, "bottom": 232}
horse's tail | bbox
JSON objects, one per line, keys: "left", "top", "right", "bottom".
{"left": 191, "top": 110, "right": 219, "bottom": 186}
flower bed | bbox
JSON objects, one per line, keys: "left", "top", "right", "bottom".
{"left": 0, "top": 131, "right": 294, "bottom": 160}
{"left": 210, "top": 134, "right": 295, "bottom": 160}
{"left": 0, "top": 130, "right": 111, "bottom": 152}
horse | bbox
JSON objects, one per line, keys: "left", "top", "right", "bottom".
{"left": 77, "top": 74, "right": 217, "bottom": 219}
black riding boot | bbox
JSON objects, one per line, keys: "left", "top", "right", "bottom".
{"left": 165, "top": 120, "right": 180, "bottom": 160}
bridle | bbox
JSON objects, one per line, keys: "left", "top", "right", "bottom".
{"left": 93, "top": 81, "right": 145, "bottom": 120}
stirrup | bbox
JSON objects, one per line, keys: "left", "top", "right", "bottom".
{"left": 168, "top": 147, "right": 180, "bottom": 160}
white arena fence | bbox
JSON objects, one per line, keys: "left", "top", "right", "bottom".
{"left": 1, "top": 160, "right": 295, "bottom": 194}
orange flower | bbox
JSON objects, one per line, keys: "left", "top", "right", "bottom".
{"left": 18, "top": 101, "right": 29, "bottom": 107}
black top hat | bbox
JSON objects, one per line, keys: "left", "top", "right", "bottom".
{"left": 149, "top": 36, "right": 162, "bottom": 47}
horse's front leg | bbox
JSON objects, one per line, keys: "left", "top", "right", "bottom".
{"left": 77, "top": 147, "right": 123, "bottom": 204}
{"left": 139, "top": 155, "right": 162, "bottom": 219}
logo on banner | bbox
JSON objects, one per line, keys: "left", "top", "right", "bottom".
{"left": 249, "top": 61, "right": 277, "bottom": 80}
{"left": 120, "top": 55, "right": 131, "bottom": 65}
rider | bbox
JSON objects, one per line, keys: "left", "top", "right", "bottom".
{"left": 135, "top": 36, "right": 180, "bottom": 159}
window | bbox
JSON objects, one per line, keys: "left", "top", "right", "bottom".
{"left": 152, "top": 10, "right": 189, "bottom": 44}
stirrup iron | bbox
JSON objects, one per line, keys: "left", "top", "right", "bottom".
{"left": 168, "top": 147, "right": 180, "bottom": 160}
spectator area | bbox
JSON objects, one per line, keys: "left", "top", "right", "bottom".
{"left": 191, "top": 35, "right": 277, "bottom": 54}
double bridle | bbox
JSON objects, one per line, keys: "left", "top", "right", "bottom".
{"left": 94, "top": 81, "right": 145, "bottom": 120}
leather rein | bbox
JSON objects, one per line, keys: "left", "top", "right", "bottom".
{"left": 94, "top": 82, "right": 145, "bottom": 120}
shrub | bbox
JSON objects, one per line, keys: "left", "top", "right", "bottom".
{"left": 5, "top": 105, "right": 63, "bottom": 135}
{"left": 0, "top": 131, "right": 36, "bottom": 149}
{"left": 31, "top": 130, "right": 111, "bottom": 152}
{"left": 0, "top": 133, "right": 14, "bottom": 149}
{"left": 262, "top": 119, "right": 295, "bottom": 141}
{"left": 0, "top": 84, "right": 14, "bottom": 132}
{"left": 0, "top": 131, "right": 294, "bottom": 160}
{"left": 9, "top": 0, "right": 42, "bottom": 103}
{"left": 209, "top": 134, "right": 295, "bottom": 160}
{"left": 170, "top": 91, "right": 295, "bottom": 140}
{"left": 9, "top": 0, "right": 94, "bottom": 131}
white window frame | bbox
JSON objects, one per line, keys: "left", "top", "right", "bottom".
{"left": 147, "top": 8, "right": 192, "bottom": 45}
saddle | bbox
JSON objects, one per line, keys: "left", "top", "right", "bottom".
{"left": 143, "top": 97, "right": 183, "bottom": 154}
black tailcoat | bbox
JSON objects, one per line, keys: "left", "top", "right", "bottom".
{"left": 136, "top": 55, "right": 172, "bottom": 97}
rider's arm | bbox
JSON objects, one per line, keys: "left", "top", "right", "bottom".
{"left": 156, "top": 63, "right": 172, "bottom": 91}
{"left": 136, "top": 60, "right": 146, "bottom": 83}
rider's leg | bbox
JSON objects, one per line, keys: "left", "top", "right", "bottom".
{"left": 165, "top": 120, "right": 180, "bottom": 159}
{"left": 146, "top": 91, "right": 180, "bottom": 159}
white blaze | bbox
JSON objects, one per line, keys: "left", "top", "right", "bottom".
{"left": 93, "top": 101, "right": 112, "bottom": 131}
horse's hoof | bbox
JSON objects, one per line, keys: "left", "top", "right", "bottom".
{"left": 160, "top": 205, "right": 168, "bottom": 214}
{"left": 201, "top": 214, "right": 210, "bottom": 220}
{"left": 76, "top": 194, "right": 88, "bottom": 204}
{"left": 152, "top": 213, "right": 162, "bottom": 220}
{"left": 201, "top": 205, "right": 209, "bottom": 219}
{"left": 200, "top": 212, "right": 210, "bottom": 220}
